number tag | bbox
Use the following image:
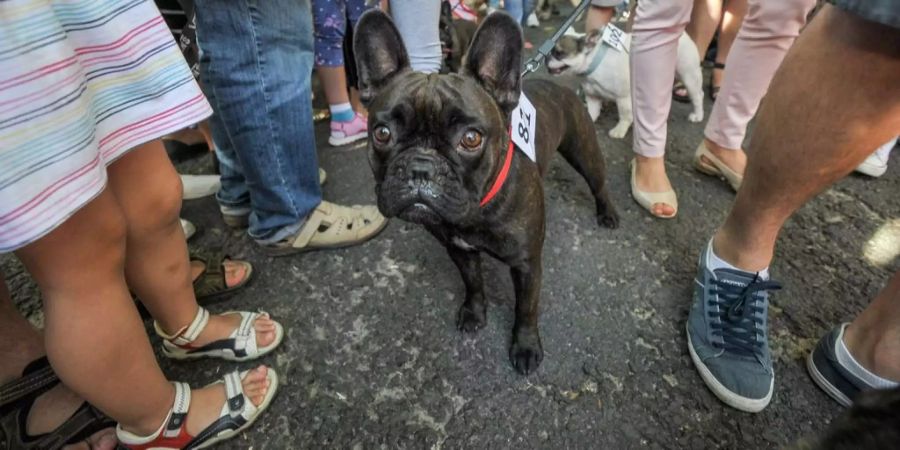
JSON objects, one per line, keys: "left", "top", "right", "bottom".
{"left": 601, "top": 23, "right": 626, "bottom": 52}
{"left": 511, "top": 93, "right": 537, "bottom": 162}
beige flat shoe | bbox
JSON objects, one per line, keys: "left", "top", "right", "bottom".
{"left": 693, "top": 142, "right": 743, "bottom": 191}
{"left": 263, "top": 201, "right": 388, "bottom": 256}
{"left": 630, "top": 160, "right": 678, "bottom": 219}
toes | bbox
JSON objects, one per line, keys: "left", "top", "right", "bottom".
{"left": 241, "top": 367, "right": 270, "bottom": 406}
{"left": 253, "top": 318, "right": 278, "bottom": 347}
{"left": 223, "top": 261, "right": 249, "bottom": 288}
{"left": 653, "top": 203, "right": 675, "bottom": 217}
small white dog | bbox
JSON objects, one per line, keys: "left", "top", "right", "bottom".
{"left": 547, "top": 27, "right": 704, "bottom": 139}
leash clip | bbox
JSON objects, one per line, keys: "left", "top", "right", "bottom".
{"left": 520, "top": 0, "right": 592, "bottom": 77}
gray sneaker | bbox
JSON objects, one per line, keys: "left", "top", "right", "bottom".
{"left": 687, "top": 244, "right": 782, "bottom": 412}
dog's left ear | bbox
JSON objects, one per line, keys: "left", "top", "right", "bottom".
{"left": 463, "top": 12, "right": 522, "bottom": 115}
{"left": 354, "top": 10, "right": 411, "bottom": 106}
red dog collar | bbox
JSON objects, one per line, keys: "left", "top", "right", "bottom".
{"left": 479, "top": 129, "right": 515, "bottom": 207}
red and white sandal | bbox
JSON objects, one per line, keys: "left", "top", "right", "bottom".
{"left": 154, "top": 307, "right": 284, "bottom": 362}
{"left": 116, "top": 369, "right": 278, "bottom": 449}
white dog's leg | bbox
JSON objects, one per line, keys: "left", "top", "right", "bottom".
{"left": 586, "top": 95, "right": 602, "bottom": 122}
{"left": 676, "top": 34, "right": 705, "bottom": 123}
{"left": 609, "top": 96, "right": 632, "bottom": 139}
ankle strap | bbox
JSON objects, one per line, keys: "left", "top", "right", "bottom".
{"left": 154, "top": 307, "right": 210, "bottom": 346}
{"left": 116, "top": 382, "right": 191, "bottom": 446}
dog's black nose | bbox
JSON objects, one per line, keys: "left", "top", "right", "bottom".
{"left": 409, "top": 156, "right": 435, "bottom": 181}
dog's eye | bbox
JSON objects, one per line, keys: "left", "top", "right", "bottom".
{"left": 373, "top": 126, "right": 391, "bottom": 144}
{"left": 460, "top": 130, "right": 483, "bottom": 150}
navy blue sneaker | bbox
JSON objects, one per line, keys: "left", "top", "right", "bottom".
{"left": 687, "top": 244, "right": 782, "bottom": 412}
{"left": 807, "top": 323, "right": 884, "bottom": 407}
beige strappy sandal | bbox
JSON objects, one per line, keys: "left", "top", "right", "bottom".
{"left": 630, "top": 160, "right": 678, "bottom": 219}
{"left": 263, "top": 201, "right": 388, "bottom": 256}
{"left": 693, "top": 142, "right": 743, "bottom": 191}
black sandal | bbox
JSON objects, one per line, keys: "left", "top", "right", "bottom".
{"left": 709, "top": 62, "right": 725, "bottom": 101}
{"left": 190, "top": 250, "right": 254, "bottom": 303}
{"left": 0, "top": 357, "right": 115, "bottom": 450}
{"left": 134, "top": 249, "right": 254, "bottom": 319}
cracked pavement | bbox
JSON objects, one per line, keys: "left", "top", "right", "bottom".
{"left": 4, "top": 10, "right": 899, "bottom": 450}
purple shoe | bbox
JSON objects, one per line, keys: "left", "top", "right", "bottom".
{"left": 328, "top": 113, "right": 367, "bottom": 146}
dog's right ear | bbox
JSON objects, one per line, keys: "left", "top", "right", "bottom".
{"left": 354, "top": 10, "right": 411, "bottom": 106}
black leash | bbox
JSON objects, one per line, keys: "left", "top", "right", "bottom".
{"left": 521, "top": 0, "right": 592, "bottom": 76}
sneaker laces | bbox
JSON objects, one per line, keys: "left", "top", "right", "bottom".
{"left": 707, "top": 272, "right": 782, "bottom": 356}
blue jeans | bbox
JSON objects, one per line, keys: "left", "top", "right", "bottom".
{"left": 504, "top": 0, "right": 535, "bottom": 25}
{"left": 194, "top": 0, "right": 321, "bottom": 243}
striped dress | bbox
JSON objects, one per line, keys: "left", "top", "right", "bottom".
{"left": 0, "top": 0, "right": 211, "bottom": 252}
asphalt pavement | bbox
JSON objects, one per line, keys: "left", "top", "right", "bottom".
{"left": 5, "top": 9, "right": 899, "bottom": 450}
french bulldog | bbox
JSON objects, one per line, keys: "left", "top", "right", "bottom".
{"left": 439, "top": 0, "right": 478, "bottom": 73}
{"left": 546, "top": 27, "right": 704, "bottom": 139}
{"left": 354, "top": 10, "right": 619, "bottom": 375}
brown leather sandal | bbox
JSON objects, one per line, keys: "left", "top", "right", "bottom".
{"left": 0, "top": 357, "right": 115, "bottom": 450}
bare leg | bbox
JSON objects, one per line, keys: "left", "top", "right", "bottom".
{"left": 686, "top": 0, "right": 722, "bottom": 58}
{"left": 712, "top": 0, "right": 748, "bottom": 88}
{"left": 844, "top": 271, "right": 900, "bottom": 381}
{"left": 0, "top": 277, "right": 118, "bottom": 449}
{"left": 317, "top": 66, "right": 352, "bottom": 107}
{"left": 585, "top": 5, "right": 615, "bottom": 33}
{"left": 105, "top": 140, "right": 276, "bottom": 350}
{"left": 712, "top": 5, "right": 900, "bottom": 271}
{"left": 15, "top": 188, "right": 176, "bottom": 435}
{"left": 16, "top": 141, "right": 276, "bottom": 439}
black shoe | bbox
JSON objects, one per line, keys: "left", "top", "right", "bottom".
{"left": 807, "top": 324, "right": 885, "bottom": 407}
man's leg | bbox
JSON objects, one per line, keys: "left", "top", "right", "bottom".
{"left": 195, "top": 0, "right": 322, "bottom": 243}
{"left": 808, "top": 270, "right": 900, "bottom": 406}
{"left": 714, "top": 5, "right": 900, "bottom": 270}
{"left": 845, "top": 271, "right": 900, "bottom": 381}
{"left": 688, "top": 4, "right": 900, "bottom": 412}
{"left": 700, "top": 0, "right": 816, "bottom": 180}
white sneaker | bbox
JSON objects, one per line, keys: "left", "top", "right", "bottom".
{"left": 526, "top": 11, "right": 540, "bottom": 27}
{"left": 857, "top": 137, "right": 897, "bottom": 177}
{"left": 855, "top": 153, "right": 888, "bottom": 178}
{"left": 181, "top": 174, "right": 221, "bottom": 200}
{"left": 180, "top": 218, "right": 197, "bottom": 240}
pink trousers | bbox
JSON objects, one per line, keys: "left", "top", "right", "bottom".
{"left": 630, "top": 0, "right": 816, "bottom": 157}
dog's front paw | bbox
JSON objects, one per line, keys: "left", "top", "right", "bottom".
{"left": 457, "top": 301, "right": 486, "bottom": 333}
{"left": 597, "top": 211, "right": 620, "bottom": 229}
{"left": 608, "top": 125, "right": 629, "bottom": 139}
{"left": 509, "top": 327, "right": 543, "bottom": 375}
{"left": 688, "top": 111, "right": 704, "bottom": 123}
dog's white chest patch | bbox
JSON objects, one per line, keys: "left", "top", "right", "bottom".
{"left": 451, "top": 236, "right": 477, "bottom": 251}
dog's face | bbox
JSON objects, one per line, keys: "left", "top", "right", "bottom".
{"left": 546, "top": 30, "right": 600, "bottom": 75}
{"left": 354, "top": 10, "right": 523, "bottom": 227}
